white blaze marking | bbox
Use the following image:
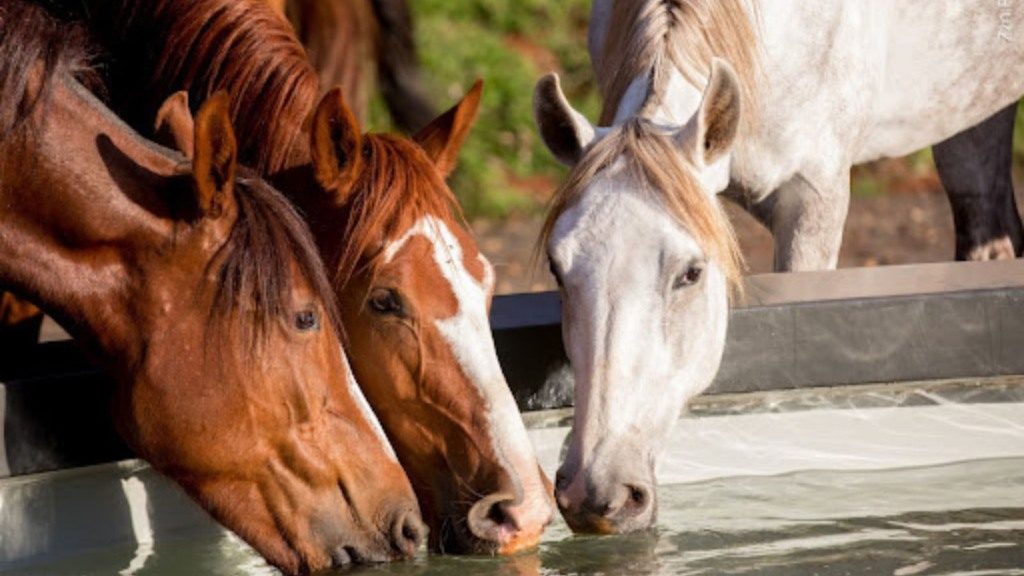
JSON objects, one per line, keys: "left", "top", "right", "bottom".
{"left": 384, "top": 216, "right": 538, "bottom": 486}
{"left": 341, "top": 347, "right": 398, "bottom": 462}
{"left": 119, "top": 476, "right": 154, "bottom": 576}
{"left": 478, "top": 253, "right": 495, "bottom": 295}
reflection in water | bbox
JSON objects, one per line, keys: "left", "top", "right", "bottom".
{"left": 5, "top": 458, "right": 1023, "bottom": 575}
{"left": 540, "top": 529, "right": 661, "bottom": 575}
{"left": 349, "top": 548, "right": 544, "bottom": 576}
{"left": 667, "top": 507, "right": 1024, "bottom": 575}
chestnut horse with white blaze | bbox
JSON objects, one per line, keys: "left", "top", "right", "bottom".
{"left": 534, "top": 0, "right": 1024, "bottom": 533}
{"left": 0, "top": 3, "right": 422, "bottom": 572}
{"left": 63, "top": 0, "right": 553, "bottom": 554}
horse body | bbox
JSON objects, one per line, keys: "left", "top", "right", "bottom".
{"left": 592, "top": 0, "right": 1024, "bottom": 268}
{"left": 63, "top": 0, "right": 553, "bottom": 553}
{"left": 856, "top": 2, "right": 1024, "bottom": 162}
{"left": 0, "top": 4, "right": 422, "bottom": 572}
{"left": 280, "top": 0, "right": 436, "bottom": 132}
{"left": 284, "top": 0, "right": 377, "bottom": 123}
{"left": 535, "top": 0, "right": 1024, "bottom": 534}
{"left": 737, "top": 1, "right": 1024, "bottom": 177}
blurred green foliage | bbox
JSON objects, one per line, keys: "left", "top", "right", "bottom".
{"left": 1014, "top": 100, "right": 1024, "bottom": 167}
{"left": 370, "top": 0, "right": 598, "bottom": 218}
{"left": 368, "top": 2, "right": 1024, "bottom": 216}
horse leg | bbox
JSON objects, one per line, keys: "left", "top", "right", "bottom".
{"left": 0, "top": 290, "right": 43, "bottom": 352}
{"left": 369, "top": 0, "right": 437, "bottom": 134}
{"left": 753, "top": 170, "right": 851, "bottom": 272}
{"left": 286, "top": 0, "right": 375, "bottom": 122}
{"left": 933, "top": 103, "right": 1024, "bottom": 261}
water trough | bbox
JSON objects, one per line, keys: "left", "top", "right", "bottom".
{"left": 3, "top": 260, "right": 1024, "bottom": 574}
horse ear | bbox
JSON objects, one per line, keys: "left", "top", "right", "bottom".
{"left": 686, "top": 58, "right": 742, "bottom": 166}
{"left": 154, "top": 91, "right": 195, "bottom": 159}
{"left": 533, "top": 73, "right": 596, "bottom": 166}
{"left": 310, "top": 87, "right": 363, "bottom": 203}
{"left": 413, "top": 79, "right": 482, "bottom": 177}
{"left": 192, "top": 91, "right": 237, "bottom": 219}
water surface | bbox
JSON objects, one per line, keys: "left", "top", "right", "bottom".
{"left": 9, "top": 458, "right": 1022, "bottom": 576}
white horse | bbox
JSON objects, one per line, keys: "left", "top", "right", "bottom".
{"left": 534, "top": 0, "right": 1024, "bottom": 533}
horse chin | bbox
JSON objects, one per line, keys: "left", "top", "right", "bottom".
{"left": 559, "top": 500, "right": 658, "bottom": 535}
{"left": 554, "top": 442, "right": 659, "bottom": 535}
{"left": 429, "top": 508, "right": 511, "bottom": 556}
{"left": 431, "top": 514, "right": 494, "bottom": 555}
{"left": 496, "top": 526, "right": 545, "bottom": 555}
{"left": 426, "top": 492, "right": 551, "bottom": 555}
{"left": 433, "top": 531, "right": 541, "bottom": 557}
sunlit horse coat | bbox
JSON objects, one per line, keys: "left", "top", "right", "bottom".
{"left": 534, "top": 0, "right": 1024, "bottom": 533}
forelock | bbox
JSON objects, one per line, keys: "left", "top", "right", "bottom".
{"left": 539, "top": 119, "right": 744, "bottom": 297}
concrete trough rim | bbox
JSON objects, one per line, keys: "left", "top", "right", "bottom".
{"left": 4, "top": 260, "right": 1024, "bottom": 477}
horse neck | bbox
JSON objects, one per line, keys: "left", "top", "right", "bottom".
{"left": 288, "top": 0, "right": 376, "bottom": 119}
{"left": 75, "top": 0, "right": 318, "bottom": 176}
{"left": 613, "top": 68, "right": 706, "bottom": 128}
{"left": 594, "top": 0, "right": 760, "bottom": 130}
{"left": 0, "top": 76, "right": 177, "bottom": 360}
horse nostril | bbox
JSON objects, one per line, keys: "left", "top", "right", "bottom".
{"left": 554, "top": 469, "right": 571, "bottom": 492}
{"left": 467, "top": 492, "right": 519, "bottom": 543}
{"left": 567, "top": 481, "right": 655, "bottom": 534}
{"left": 627, "top": 484, "right": 650, "bottom": 509}
{"left": 603, "top": 482, "right": 654, "bottom": 527}
{"left": 554, "top": 469, "right": 575, "bottom": 512}
{"left": 330, "top": 546, "right": 353, "bottom": 568}
{"left": 390, "top": 510, "right": 426, "bottom": 557}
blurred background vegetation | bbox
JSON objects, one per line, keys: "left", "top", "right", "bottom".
{"left": 369, "top": 0, "right": 596, "bottom": 217}
{"left": 368, "top": 0, "right": 1024, "bottom": 222}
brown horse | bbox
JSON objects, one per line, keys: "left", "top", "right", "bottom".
{"left": 0, "top": 2, "right": 422, "bottom": 573}
{"left": 0, "top": 0, "right": 434, "bottom": 349}
{"left": 67, "top": 0, "right": 554, "bottom": 555}
{"left": 282, "top": 0, "right": 437, "bottom": 133}
{"left": 282, "top": 0, "right": 376, "bottom": 125}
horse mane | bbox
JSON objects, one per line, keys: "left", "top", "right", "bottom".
{"left": 333, "top": 134, "right": 461, "bottom": 288}
{"left": 0, "top": 0, "right": 97, "bottom": 139}
{"left": 597, "top": 0, "right": 759, "bottom": 127}
{"left": 65, "top": 0, "right": 457, "bottom": 315}
{"left": 212, "top": 170, "right": 342, "bottom": 348}
{"left": 539, "top": 118, "right": 744, "bottom": 296}
{"left": 92, "top": 0, "right": 319, "bottom": 174}
{"left": 0, "top": 0, "right": 339, "bottom": 349}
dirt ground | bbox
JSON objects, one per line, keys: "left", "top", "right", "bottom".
{"left": 472, "top": 183, "right": 1020, "bottom": 295}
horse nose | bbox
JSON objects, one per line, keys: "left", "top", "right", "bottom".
{"left": 467, "top": 492, "right": 551, "bottom": 553}
{"left": 468, "top": 492, "right": 518, "bottom": 543}
{"left": 558, "top": 481, "right": 656, "bottom": 534}
{"left": 389, "top": 509, "right": 426, "bottom": 557}
{"left": 326, "top": 508, "right": 424, "bottom": 568}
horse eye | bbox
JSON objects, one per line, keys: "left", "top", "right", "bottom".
{"left": 672, "top": 265, "right": 704, "bottom": 290}
{"left": 548, "top": 259, "right": 563, "bottom": 287}
{"left": 294, "top": 309, "right": 320, "bottom": 332}
{"left": 369, "top": 288, "right": 405, "bottom": 316}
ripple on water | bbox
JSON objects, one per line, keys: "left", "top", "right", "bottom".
{"left": 6, "top": 458, "right": 1023, "bottom": 576}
